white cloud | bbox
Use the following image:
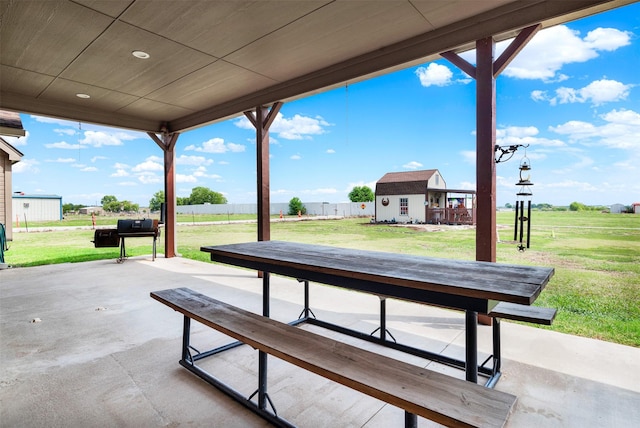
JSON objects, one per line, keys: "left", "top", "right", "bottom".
{"left": 110, "top": 169, "right": 129, "bottom": 177}
{"left": 91, "top": 156, "right": 107, "bottom": 162}
{"left": 535, "top": 79, "right": 632, "bottom": 106}
{"left": 79, "top": 130, "right": 125, "bottom": 147}
{"left": 80, "top": 166, "right": 98, "bottom": 172}
{"left": 415, "top": 63, "right": 454, "bottom": 87}
{"left": 132, "top": 156, "right": 163, "bottom": 172}
{"left": 496, "top": 126, "right": 565, "bottom": 148}
{"left": 46, "top": 157, "right": 75, "bottom": 163}
{"left": 461, "top": 150, "right": 476, "bottom": 165}
{"left": 44, "top": 141, "right": 82, "bottom": 149}
{"left": 326, "top": 149, "right": 335, "bottom": 154}
{"left": 185, "top": 137, "right": 245, "bottom": 153}
{"left": 12, "top": 158, "right": 39, "bottom": 174}
{"left": 402, "top": 161, "right": 423, "bottom": 169}
{"left": 137, "top": 173, "right": 162, "bottom": 184}
{"left": 54, "top": 128, "right": 76, "bottom": 136}
{"left": 176, "top": 155, "right": 213, "bottom": 166}
{"left": 113, "top": 162, "right": 130, "bottom": 169}
{"left": 498, "top": 26, "right": 631, "bottom": 81}
{"left": 290, "top": 154, "right": 301, "bottom": 160}
{"left": 176, "top": 174, "right": 197, "bottom": 183}
{"left": 235, "top": 113, "right": 331, "bottom": 140}
{"left": 550, "top": 108, "right": 640, "bottom": 150}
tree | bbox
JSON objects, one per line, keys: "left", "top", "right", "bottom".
{"left": 188, "top": 186, "right": 227, "bottom": 205}
{"left": 149, "top": 190, "right": 164, "bottom": 212}
{"left": 101, "top": 195, "right": 117, "bottom": 206}
{"left": 177, "top": 196, "right": 190, "bottom": 206}
{"left": 569, "top": 201, "right": 587, "bottom": 211}
{"left": 62, "top": 203, "right": 85, "bottom": 214}
{"left": 348, "top": 186, "right": 374, "bottom": 202}
{"left": 288, "top": 197, "right": 306, "bottom": 215}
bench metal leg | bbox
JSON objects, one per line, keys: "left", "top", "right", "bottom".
{"left": 465, "top": 310, "right": 478, "bottom": 383}
{"left": 404, "top": 411, "right": 417, "bottom": 428}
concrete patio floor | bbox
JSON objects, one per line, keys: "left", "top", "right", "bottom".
{"left": 1, "top": 255, "right": 638, "bottom": 427}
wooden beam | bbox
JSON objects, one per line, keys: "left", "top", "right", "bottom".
{"left": 148, "top": 131, "right": 179, "bottom": 258}
{"left": 475, "top": 37, "right": 497, "bottom": 264}
{"left": 244, "top": 102, "right": 283, "bottom": 243}
{"left": 493, "top": 24, "right": 541, "bottom": 77}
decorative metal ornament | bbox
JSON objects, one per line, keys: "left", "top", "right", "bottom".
{"left": 514, "top": 151, "right": 533, "bottom": 251}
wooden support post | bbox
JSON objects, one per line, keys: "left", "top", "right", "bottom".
{"left": 148, "top": 130, "right": 179, "bottom": 258}
{"left": 441, "top": 24, "right": 540, "bottom": 325}
{"left": 244, "top": 103, "right": 283, "bottom": 244}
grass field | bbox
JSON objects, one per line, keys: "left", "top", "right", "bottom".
{"left": 3, "top": 210, "right": 639, "bottom": 347}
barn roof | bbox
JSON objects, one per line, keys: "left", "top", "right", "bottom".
{"left": 376, "top": 170, "right": 438, "bottom": 195}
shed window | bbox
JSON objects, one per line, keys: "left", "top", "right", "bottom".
{"left": 400, "top": 198, "right": 408, "bottom": 216}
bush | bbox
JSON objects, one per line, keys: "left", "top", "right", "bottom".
{"left": 288, "top": 197, "right": 306, "bottom": 216}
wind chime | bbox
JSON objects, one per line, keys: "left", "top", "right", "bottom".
{"left": 514, "top": 152, "right": 533, "bottom": 251}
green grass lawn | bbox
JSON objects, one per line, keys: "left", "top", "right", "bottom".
{"left": 3, "top": 211, "right": 639, "bottom": 347}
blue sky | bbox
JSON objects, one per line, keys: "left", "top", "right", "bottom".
{"left": 7, "top": 3, "right": 640, "bottom": 208}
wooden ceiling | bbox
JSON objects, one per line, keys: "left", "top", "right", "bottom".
{"left": 1, "top": 0, "right": 634, "bottom": 134}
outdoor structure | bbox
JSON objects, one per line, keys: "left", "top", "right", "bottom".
{"left": 375, "top": 170, "right": 475, "bottom": 225}
{"left": 12, "top": 194, "right": 63, "bottom": 223}
{"left": 0, "top": 110, "right": 25, "bottom": 242}
{"left": 0, "top": 0, "right": 634, "bottom": 263}
{"left": 78, "top": 206, "right": 104, "bottom": 215}
{"left": 610, "top": 203, "right": 626, "bottom": 214}
{"left": 634, "top": 203, "right": 640, "bottom": 214}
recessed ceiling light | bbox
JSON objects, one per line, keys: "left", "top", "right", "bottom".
{"left": 76, "top": 93, "right": 91, "bottom": 99}
{"left": 132, "top": 50, "right": 150, "bottom": 59}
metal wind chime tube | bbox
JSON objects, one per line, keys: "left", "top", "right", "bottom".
{"left": 515, "top": 152, "right": 534, "bottom": 252}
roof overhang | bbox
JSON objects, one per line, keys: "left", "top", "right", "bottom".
{"left": 1, "top": 0, "right": 634, "bottom": 134}
{"left": 0, "top": 110, "right": 26, "bottom": 137}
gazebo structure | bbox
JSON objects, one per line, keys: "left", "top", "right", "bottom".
{"left": 1, "top": 0, "right": 634, "bottom": 266}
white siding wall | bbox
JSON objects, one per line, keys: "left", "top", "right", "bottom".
{"left": 12, "top": 198, "right": 62, "bottom": 222}
{"left": 376, "top": 194, "right": 426, "bottom": 223}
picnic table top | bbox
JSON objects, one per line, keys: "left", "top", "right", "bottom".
{"left": 201, "top": 241, "right": 554, "bottom": 306}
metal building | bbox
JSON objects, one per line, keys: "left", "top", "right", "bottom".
{"left": 12, "top": 194, "right": 63, "bottom": 223}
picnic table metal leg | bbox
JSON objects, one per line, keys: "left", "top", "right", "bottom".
{"left": 465, "top": 310, "right": 478, "bottom": 383}
{"left": 259, "top": 272, "right": 270, "bottom": 410}
{"left": 404, "top": 411, "right": 417, "bottom": 428}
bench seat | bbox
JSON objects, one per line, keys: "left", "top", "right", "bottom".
{"left": 488, "top": 302, "right": 557, "bottom": 325}
{"left": 152, "top": 287, "right": 517, "bottom": 428}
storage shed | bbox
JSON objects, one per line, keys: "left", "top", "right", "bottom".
{"left": 375, "top": 170, "right": 476, "bottom": 225}
{"left": 12, "top": 194, "right": 63, "bottom": 223}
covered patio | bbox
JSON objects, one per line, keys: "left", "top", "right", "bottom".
{"left": 1, "top": 257, "right": 638, "bottom": 426}
{"left": 2, "top": 1, "right": 638, "bottom": 426}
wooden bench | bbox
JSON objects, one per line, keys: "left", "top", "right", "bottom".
{"left": 488, "top": 302, "right": 556, "bottom": 325}
{"left": 295, "top": 279, "right": 557, "bottom": 388}
{"left": 152, "top": 287, "right": 517, "bottom": 428}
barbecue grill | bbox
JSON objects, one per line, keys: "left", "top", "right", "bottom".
{"left": 92, "top": 219, "right": 160, "bottom": 262}
{"left": 117, "top": 219, "right": 160, "bottom": 262}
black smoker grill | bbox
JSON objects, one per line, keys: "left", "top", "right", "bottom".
{"left": 92, "top": 219, "right": 160, "bottom": 262}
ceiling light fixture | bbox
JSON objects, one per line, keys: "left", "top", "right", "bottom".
{"left": 132, "top": 50, "right": 150, "bottom": 59}
{"left": 76, "top": 93, "right": 91, "bottom": 99}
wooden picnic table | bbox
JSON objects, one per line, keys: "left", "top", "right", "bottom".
{"left": 201, "top": 240, "right": 554, "bottom": 383}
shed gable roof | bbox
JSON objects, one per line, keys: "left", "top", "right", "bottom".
{"left": 376, "top": 170, "right": 438, "bottom": 196}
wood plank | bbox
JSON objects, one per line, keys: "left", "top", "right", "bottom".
{"left": 490, "top": 302, "right": 557, "bottom": 325}
{"left": 201, "top": 241, "right": 554, "bottom": 304}
{"left": 152, "top": 287, "right": 517, "bottom": 428}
